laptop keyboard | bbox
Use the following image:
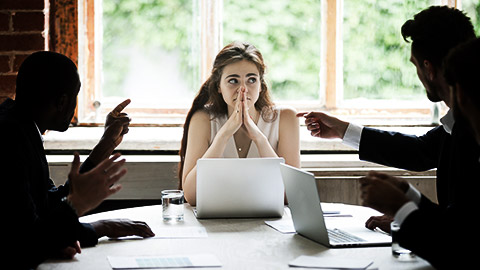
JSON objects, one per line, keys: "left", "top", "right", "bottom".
{"left": 327, "top": 228, "right": 367, "bottom": 243}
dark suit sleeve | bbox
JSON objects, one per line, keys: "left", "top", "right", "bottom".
{"left": 396, "top": 121, "right": 480, "bottom": 269}
{"left": 47, "top": 187, "right": 99, "bottom": 247}
{"left": 397, "top": 204, "right": 473, "bottom": 269}
{"left": 1, "top": 129, "right": 89, "bottom": 268}
{"left": 80, "top": 157, "right": 96, "bottom": 173}
{"left": 358, "top": 126, "right": 446, "bottom": 171}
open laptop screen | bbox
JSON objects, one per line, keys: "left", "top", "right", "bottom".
{"left": 196, "top": 158, "right": 285, "bottom": 218}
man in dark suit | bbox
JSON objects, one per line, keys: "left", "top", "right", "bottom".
{"left": 359, "top": 37, "right": 480, "bottom": 269}
{"left": 0, "top": 51, "right": 154, "bottom": 269}
{"left": 444, "top": 37, "right": 480, "bottom": 148}
{"left": 297, "top": 6, "right": 477, "bottom": 231}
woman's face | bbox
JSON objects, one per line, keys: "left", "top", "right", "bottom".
{"left": 218, "top": 60, "right": 261, "bottom": 111}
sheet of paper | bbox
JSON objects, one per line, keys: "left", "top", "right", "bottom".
{"left": 265, "top": 219, "right": 296, "bottom": 233}
{"left": 108, "top": 254, "right": 221, "bottom": 269}
{"left": 321, "top": 205, "right": 352, "bottom": 217}
{"left": 289, "top": 255, "right": 374, "bottom": 269}
{"left": 110, "top": 226, "right": 208, "bottom": 240}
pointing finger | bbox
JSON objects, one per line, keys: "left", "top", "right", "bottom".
{"left": 112, "top": 99, "right": 131, "bottom": 114}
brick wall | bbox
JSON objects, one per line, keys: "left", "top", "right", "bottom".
{"left": 0, "top": 0, "right": 46, "bottom": 103}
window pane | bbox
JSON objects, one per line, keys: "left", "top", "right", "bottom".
{"left": 223, "top": 0, "right": 322, "bottom": 101}
{"left": 462, "top": 0, "right": 480, "bottom": 35}
{"left": 342, "top": 1, "right": 436, "bottom": 104}
{"left": 102, "top": 0, "right": 199, "bottom": 108}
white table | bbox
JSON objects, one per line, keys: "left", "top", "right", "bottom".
{"left": 38, "top": 203, "right": 434, "bottom": 269}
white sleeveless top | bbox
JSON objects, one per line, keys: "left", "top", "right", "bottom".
{"left": 209, "top": 107, "right": 281, "bottom": 158}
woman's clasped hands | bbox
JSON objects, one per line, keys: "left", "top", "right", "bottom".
{"left": 223, "top": 87, "right": 263, "bottom": 142}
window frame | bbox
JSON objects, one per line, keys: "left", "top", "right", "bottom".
{"left": 72, "top": 0, "right": 461, "bottom": 127}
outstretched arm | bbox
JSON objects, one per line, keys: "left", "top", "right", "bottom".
{"left": 297, "top": 111, "right": 349, "bottom": 139}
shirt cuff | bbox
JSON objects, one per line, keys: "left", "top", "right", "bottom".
{"left": 393, "top": 201, "right": 418, "bottom": 226}
{"left": 342, "top": 123, "right": 363, "bottom": 150}
{"left": 405, "top": 183, "right": 422, "bottom": 206}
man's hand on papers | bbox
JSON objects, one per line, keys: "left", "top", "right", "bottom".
{"left": 91, "top": 219, "right": 155, "bottom": 239}
{"left": 365, "top": 215, "right": 393, "bottom": 233}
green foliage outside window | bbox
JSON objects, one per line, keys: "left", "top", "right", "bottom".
{"left": 344, "top": 0, "right": 480, "bottom": 101}
{"left": 102, "top": 0, "right": 480, "bottom": 104}
{"left": 223, "top": 0, "right": 322, "bottom": 101}
{"left": 102, "top": 0, "right": 197, "bottom": 98}
{"left": 462, "top": 0, "right": 480, "bottom": 35}
{"left": 343, "top": 0, "right": 433, "bottom": 101}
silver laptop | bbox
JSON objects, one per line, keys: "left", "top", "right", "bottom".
{"left": 280, "top": 163, "right": 391, "bottom": 248}
{"left": 195, "top": 158, "right": 285, "bottom": 219}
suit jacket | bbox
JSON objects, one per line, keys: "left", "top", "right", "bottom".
{"left": 359, "top": 119, "right": 480, "bottom": 269}
{"left": 0, "top": 99, "right": 97, "bottom": 269}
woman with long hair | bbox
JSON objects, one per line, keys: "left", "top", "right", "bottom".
{"left": 178, "top": 41, "right": 300, "bottom": 205}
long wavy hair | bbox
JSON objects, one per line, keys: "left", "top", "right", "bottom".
{"left": 177, "top": 41, "right": 276, "bottom": 189}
